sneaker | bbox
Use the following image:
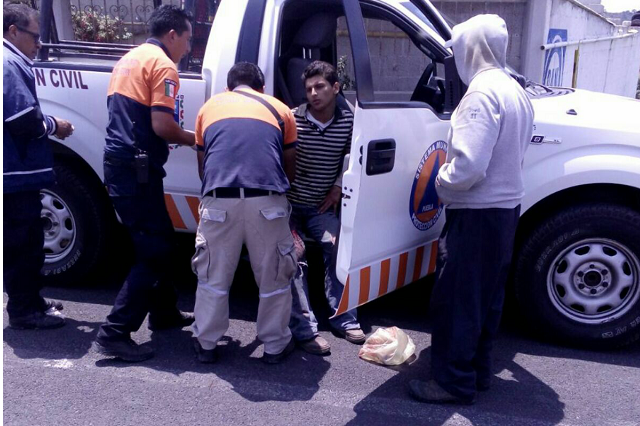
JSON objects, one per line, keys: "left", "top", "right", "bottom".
{"left": 9, "top": 311, "right": 66, "bottom": 330}
{"left": 408, "top": 379, "right": 476, "bottom": 405}
{"left": 261, "top": 339, "right": 296, "bottom": 364}
{"left": 93, "top": 338, "right": 154, "bottom": 362}
{"left": 297, "top": 335, "right": 331, "bottom": 355}
{"left": 193, "top": 339, "right": 218, "bottom": 364}
{"left": 341, "top": 328, "right": 366, "bottom": 344}
{"left": 148, "top": 311, "right": 195, "bottom": 331}
{"left": 43, "top": 299, "right": 64, "bottom": 313}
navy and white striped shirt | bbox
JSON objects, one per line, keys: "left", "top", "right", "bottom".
{"left": 287, "top": 103, "right": 353, "bottom": 206}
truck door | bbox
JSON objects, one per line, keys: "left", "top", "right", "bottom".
{"left": 335, "top": 0, "right": 452, "bottom": 315}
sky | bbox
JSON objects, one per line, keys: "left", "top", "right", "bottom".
{"left": 600, "top": 0, "right": 640, "bottom": 12}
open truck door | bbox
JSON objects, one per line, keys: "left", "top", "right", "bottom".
{"left": 334, "top": 0, "right": 455, "bottom": 316}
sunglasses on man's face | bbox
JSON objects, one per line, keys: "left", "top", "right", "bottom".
{"left": 16, "top": 26, "right": 41, "bottom": 43}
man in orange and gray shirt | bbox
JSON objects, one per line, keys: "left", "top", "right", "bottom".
{"left": 191, "top": 62, "right": 298, "bottom": 364}
{"left": 93, "top": 5, "right": 196, "bottom": 363}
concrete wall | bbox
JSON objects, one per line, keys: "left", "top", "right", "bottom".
{"left": 431, "top": 0, "right": 528, "bottom": 72}
{"left": 533, "top": 0, "right": 640, "bottom": 97}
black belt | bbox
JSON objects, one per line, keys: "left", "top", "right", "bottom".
{"left": 205, "top": 188, "right": 277, "bottom": 198}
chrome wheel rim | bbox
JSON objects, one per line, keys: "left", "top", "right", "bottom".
{"left": 547, "top": 238, "right": 640, "bottom": 324}
{"left": 41, "top": 190, "right": 77, "bottom": 263}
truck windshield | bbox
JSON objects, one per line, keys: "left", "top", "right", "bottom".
{"left": 399, "top": 1, "right": 437, "bottom": 32}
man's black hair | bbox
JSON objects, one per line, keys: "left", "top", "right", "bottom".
{"left": 227, "top": 62, "right": 265, "bottom": 91}
{"left": 149, "top": 5, "right": 191, "bottom": 37}
{"left": 301, "top": 60, "right": 339, "bottom": 86}
{"left": 3, "top": 3, "right": 39, "bottom": 33}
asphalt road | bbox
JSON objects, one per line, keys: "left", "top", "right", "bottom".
{"left": 4, "top": 243, "right": 640, "bottom": 426}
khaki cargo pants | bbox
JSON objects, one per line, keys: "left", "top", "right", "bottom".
{"left": 191, "top": 193, "right": 297, "bottom": 354}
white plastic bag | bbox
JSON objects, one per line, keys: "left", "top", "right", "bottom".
{"left": 358, "top": 326, "right": 416, "bottom": 366}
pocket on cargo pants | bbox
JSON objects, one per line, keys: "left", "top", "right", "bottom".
{"left": 191, "top": 232, "right": 210, "bottom": 282}
{"left": 191, "top": 208, "right": 227, "bottom": 282}
{"left": 275, "top": 235, "right": 298, "bottom": 286}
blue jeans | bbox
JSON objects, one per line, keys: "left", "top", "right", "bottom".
{"left": 289, "top": 203, "right": 359, "bottom": 341}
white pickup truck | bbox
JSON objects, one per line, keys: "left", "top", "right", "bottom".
{"left": 34, "top": 0, "right": 640, "bottom": 349}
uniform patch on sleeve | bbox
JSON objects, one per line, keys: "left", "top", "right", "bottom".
{"left": 164, "top": 79, "right": 177, "bottom": 98}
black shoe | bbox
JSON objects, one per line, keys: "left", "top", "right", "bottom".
{"left": 43, "top": 299, "right": 63, "bottom": 312}
{"left": 9, "top": 311, "right": 66, "bottom": 330}
{"left": 261, "top": 339, "right": 296, "bottom": 365}
{"left": 93, "top": 338, "right": 154, "bottom": 362}
{"left": 408, "top": 379, "right": 476, "bottom": 405}
{"left": 193, "top": 339, "right": 218, "bottom": 363}
{"left": 148, "top": 311, "right": 195, "bottom": 331}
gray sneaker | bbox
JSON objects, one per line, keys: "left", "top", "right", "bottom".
{"left": 343, "top": 329, "right": 366, "bottom": 344}
{"left": 297, "top": 335, "right": 331, "bottom": 355}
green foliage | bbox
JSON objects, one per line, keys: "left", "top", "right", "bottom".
{"left": 337, "top": 55, "right": 355, "bottom": 91}
{"left": 71, "top": 11, "right": 132, "bottom": 43}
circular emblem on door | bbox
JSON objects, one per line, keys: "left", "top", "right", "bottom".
{"left": 409, "top": 140, "right": 447, "bottom": 231}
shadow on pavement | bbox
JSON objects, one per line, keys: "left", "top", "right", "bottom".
{"left": 3, "top": 318, "right": 102, "bottom": 361}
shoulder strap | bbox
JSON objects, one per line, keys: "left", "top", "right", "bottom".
{"left": 234, "top": 90, "right": 285, "bottom": 135}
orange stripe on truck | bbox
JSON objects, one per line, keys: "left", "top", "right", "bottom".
{"left": 396, "top": 252, "right": 408, "bottom": 289}
{"left": 186, "top": 195, "right": 201, "bottom": 223}
{"left": 378, "top": 258, "right": 390, "bottom": 297}
{"left": 337, "top": 276, "right": 351, "bottom": 315}
{"left": 332, "top": 240, "right": 440, "bottom": 318}
{"left": 413, "top": 245, "right": 425, "bottom": 282}
{"left": 164, "top": 194, "right": 187, "bottom": 229}
{"left": 428, "top": 240, "right": 438, "bottom": 274}
{"left": 359, "top": 267, "right": 371, "bottom": 305}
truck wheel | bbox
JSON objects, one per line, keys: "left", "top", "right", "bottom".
{"left": 41, "top": 165, "right": 112, "bottom": 285}
{"left": 514, "top": 203, "right": 640, "bottom": 349}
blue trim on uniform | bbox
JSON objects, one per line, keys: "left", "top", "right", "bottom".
{"left": 200, "top": 118, "right": 290, "bottom": 196}
{"left": 3, "top": 40, "right": 55, "bottom": 193}
{"left": 145, "top": 38, "right": 172, "bottom": 60}
{"left": 151, "top": 105, "right": 174, "bottom": 114}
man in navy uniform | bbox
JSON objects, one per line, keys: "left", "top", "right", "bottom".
{"left": 93, "top": 5, "right": 196, "bottom": 362}
{"left": 3, "top": 3, "right": 74, "bottom": 329}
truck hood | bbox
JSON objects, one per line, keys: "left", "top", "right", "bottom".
{"left": 531, "top": 88, "right": 640, "bottom": 136}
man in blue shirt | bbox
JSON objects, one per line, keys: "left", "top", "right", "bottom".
{"left": 3, "top": 3, "right": 74, "bottom": 329}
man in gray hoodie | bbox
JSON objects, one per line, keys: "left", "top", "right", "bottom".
{"left": 409, "top": 14, "right": 534, "bottom": 405}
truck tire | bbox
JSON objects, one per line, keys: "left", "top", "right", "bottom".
{"left": 41, "top": 164, "right": 112, "bottom": 285}
{"left": 514, "top": 203, "right": 640, "bottom": 349}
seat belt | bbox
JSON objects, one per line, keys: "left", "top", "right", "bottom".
{"left": 234, "top": 90, "right": 285, "bottom": 136}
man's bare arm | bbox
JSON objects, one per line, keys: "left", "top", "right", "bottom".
{"left": 283, "top": 147, "right": 296, "bottom": 184}
{"left": 151, "top": 111, "right": 195, "bottom": 146}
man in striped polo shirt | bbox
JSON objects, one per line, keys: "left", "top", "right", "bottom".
{"left": 288, "top": 61, "right": 365, "bottom": 355}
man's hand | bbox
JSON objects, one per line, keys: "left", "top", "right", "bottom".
{"left": 54, "top": 118, "right": 74, "bottom": 140}
{"left": 318, "top": 185, "right": 342, "bottom": 214}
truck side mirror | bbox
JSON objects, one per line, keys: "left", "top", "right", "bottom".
{"left": 443, "top": 55, "right": 467, "bottom": 114}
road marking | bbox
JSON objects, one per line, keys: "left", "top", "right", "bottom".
{"left": 43, "top": 359, "right": 74, "bottom": 369}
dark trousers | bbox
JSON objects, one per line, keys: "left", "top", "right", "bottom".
{"left": 430, "top": 206, "right": 520, "bottom": 400}
{"left": 3, "top": 191, "right": 49, "bottom": 318}
{"left": 96, "top": 160, "right": 179, "bottom": 341}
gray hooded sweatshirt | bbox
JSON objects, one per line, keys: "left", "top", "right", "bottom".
{"left": 436, "top": 14, "right": 534, "bottom": 209}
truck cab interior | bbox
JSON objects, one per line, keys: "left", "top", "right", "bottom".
{"left": 275, "top": 0, "right": 454, "bottom": 116}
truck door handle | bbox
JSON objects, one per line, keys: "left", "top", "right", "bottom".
{"left": 366, "top": 139, "right": 396, "bottom": 176}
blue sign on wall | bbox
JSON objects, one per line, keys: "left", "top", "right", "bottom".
{"left": 543, "top": 29, "right": 568, "bottom": 87}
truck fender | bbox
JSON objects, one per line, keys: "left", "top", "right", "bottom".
{"left": 522, "top": 151, "right": 640, "bottom": 214}
{"left": 39, "top": 99, "right": 107, "bottom": 181}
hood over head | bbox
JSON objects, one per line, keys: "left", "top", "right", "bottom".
{"left": 444, "top": 14, "right": 508, "bottom": 85}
